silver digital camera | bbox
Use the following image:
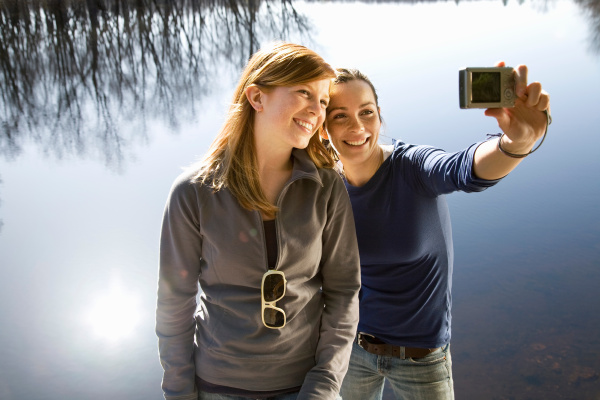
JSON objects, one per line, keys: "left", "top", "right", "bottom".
{"left": 459, "top": 67, "right": 515, "bottom": 109}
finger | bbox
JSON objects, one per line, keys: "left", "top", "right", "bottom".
{"left": 525, "top": 82, "right": 542, "bottom": 107}
{"left": 484, "top": 107, "right": 509, "bottom": 129}
{"left": 484, "top": 107, "right": 502, "bottom": 119}
{"left": 495, "top": 60, "right": 506, "bottom": 67}
{"left": 514, "top": 64, "right": 528, "bottom": 98}
{"left": 537, "top": 90, "right": 551, "bottom": 112}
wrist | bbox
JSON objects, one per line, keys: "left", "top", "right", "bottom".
{"left": 498, "top": 135, "right": 534, "bottom": 155}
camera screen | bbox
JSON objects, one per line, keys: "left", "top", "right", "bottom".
{"left": 471, "top": 72, "right": 501, "bottom": 103}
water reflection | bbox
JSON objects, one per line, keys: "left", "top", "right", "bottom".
{"left": 576, "top": 0, "right": 600, "bottom": 53}
{"left": 2, "top": 0, "right": 600, "bottom": 169}
{"left": 85, "top": 274, "right": 141, "bottom": 342}
{"left": 0, "top": 0, "right": 313, "bottom": 169}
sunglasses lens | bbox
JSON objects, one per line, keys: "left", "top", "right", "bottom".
{"left": 263, "top": 274, "right": 285, "bottom": 302}
{"left": 263, "top": 307, "right": 285, "bottom": 328}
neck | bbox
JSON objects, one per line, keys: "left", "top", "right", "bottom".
{"left": 255, "top": 142, "right": 293, "bottom": 175}
{"left": 254, "top": 134, "right": 294, "bottom": 211}
{"left": 341, "top": 145, "right": 383, "bottom": 187}
{"left": 253, "top": 120, "right": 294, "bottom": 174}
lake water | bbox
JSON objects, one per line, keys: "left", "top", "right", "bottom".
{"left": 0, "top": 0, "right": 599, "bottom": 399}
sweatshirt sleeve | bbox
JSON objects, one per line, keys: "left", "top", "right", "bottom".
{"left": 298, "top": 171, "right": 361, "bottom": 400}
{"left": 156, "top": 174, "right": 202, "bottom": 400}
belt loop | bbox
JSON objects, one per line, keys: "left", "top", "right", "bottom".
{"left": 400, "top": 346, "right": 406, "bottom": 360}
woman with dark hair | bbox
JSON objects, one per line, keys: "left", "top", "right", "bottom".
{"left": 323, "top": 64, "right": 550, "bottom": 400}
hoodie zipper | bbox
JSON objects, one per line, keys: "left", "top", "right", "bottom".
{"left": 257, "top": 173, "right": 316, "bottom": 273}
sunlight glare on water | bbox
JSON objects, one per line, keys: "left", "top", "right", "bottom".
{"left": 85, "top": 273, "right": 142, "bottom": 342}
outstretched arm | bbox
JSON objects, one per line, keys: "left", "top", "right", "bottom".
{"left": 473, "top": 62, "right": 551, "bottom": 180}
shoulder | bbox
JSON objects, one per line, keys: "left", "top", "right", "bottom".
{"left": 166, "top": 167, "right": 211, "bottom": 205}
{"left": 170, "top": 167, "right": 199, "bottom": 191}
{"left": 317, "top": 165, "right": 343, "bottom": 183}
{"left": 315, "top": 165, "right": 349, "bottom": 198}
{"left": 391, "top": 140, "right": 439, "bottom": 157}
{"left": 387, "top": 141, "right": 452, "bottom": 171}
{"left": 291, "top": 148, "right": 344, "bottom": 189}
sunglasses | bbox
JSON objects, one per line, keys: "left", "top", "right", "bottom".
{"left": 261, "top": 270, "right": 287, "bottom": 329}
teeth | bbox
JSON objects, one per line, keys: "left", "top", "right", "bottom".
{"left": 296, "top": 120, "right": 313, "bottom": 131}
{"left": 346, "top": 138, "right": 367, "bottom": 146}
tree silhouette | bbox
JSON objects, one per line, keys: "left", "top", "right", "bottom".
{"left": 0, "top": 0, "right": 313, "bottom": 170}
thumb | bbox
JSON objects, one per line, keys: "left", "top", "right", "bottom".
{"left": 484, "top": 108, "right": 510, "bottom": 131}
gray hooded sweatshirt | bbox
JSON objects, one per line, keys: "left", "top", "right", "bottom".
{"left": 156, "top": 148, "right": 361, "bottom": 400}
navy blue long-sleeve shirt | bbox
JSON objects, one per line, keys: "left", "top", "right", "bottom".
{"left": 344, "top": 140, "right": 500, "bottom": 348}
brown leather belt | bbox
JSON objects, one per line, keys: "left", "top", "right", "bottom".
{"left": 357, "top": 332, "right": 440, "bottom": 360}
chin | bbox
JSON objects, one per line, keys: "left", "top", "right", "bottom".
{"left": 293, "top": 136, "right": 313, "bottom": 150}
{"left": 341, "top": 152, "right": 370, "bottom": 165}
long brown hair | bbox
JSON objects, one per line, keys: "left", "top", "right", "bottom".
{"left": 194, "top": 42, "right": 336, "bottom": 216}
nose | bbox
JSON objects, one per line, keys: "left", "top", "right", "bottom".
{"left": 307, "top": 98, "right": 321, "bottom": 115}
{"left": 348, "top": 115, "right": 364, "bottom": 133}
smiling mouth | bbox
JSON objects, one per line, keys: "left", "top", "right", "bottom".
{"left": 345, "top": 138, "right": 368, "bottom": 146}
{"left": 295, "top": 119, "right": 314, "bottom": 133}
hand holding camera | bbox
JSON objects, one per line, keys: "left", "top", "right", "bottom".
{"left": 459, "top": 66, "right": 516, "bottom": 109}
{"left": 460, "top": 62, "right": 551, "bottom": 157}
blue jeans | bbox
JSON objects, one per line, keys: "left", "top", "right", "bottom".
{"left": 198, "top": 392, "right": 299, "bottom": 400}
{"left": 198, "top": 391, "right": 342, "bottom": 400}
{"left": 340, "top": 341, "right": 454, "bottom": 400}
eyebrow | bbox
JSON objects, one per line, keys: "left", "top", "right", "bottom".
{"left": 328, "top": 102, "right": 376, "bottom": 112}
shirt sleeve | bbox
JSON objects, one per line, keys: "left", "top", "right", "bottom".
{"left": 399, "top": 141, "right": 501, "bottom": 197}
{"left": 156, "top": 175, "right": 203, "bottom": 400}
{"left": 298, "top": 171, "right": 361, "bottom": 400}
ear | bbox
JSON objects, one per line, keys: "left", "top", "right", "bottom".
{"left": 245, "top": 84, "right": 264, "bottom": 112}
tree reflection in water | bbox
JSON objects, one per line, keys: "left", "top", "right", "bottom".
{"left": 1, "top": 0, "right": 600, "bottom": 233}
{"left": 0, "top": 0, "right": 313, "bottom": 169}
{"left": 2, "top": 0, "right": 600, "bottom": 169}
{"left": 576, "top": 0, "right": 600, "bottom": 53}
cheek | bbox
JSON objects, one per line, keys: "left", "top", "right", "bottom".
{"left": 366, "top": 120, "right": 381, "bottom": 134}
{"left": 324, "top": 123, "right": 339, "bottom": 140}
{"left": 328, "top": 131, "right": 345, "bottom": 149}
{"left": 318, "top": 110, "right": 326, "bottom": 125}
{"left": 332, "top": 122, "right": 351, "bottom": 138}
{"left": 325, "top": 118, "right": 343, "bottom": 132}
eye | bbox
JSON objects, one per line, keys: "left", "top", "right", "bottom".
{"left": 361, "top": 109, "right": 374, "bottom": 116}
{"left": 320, "top": 99, "right": 329, "bottom": 107}
{"left": 332, "top": 113, "right": 346, "bottom": 119}
{"left": 298, "top": 89, "right": 310, "bottom": 96}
